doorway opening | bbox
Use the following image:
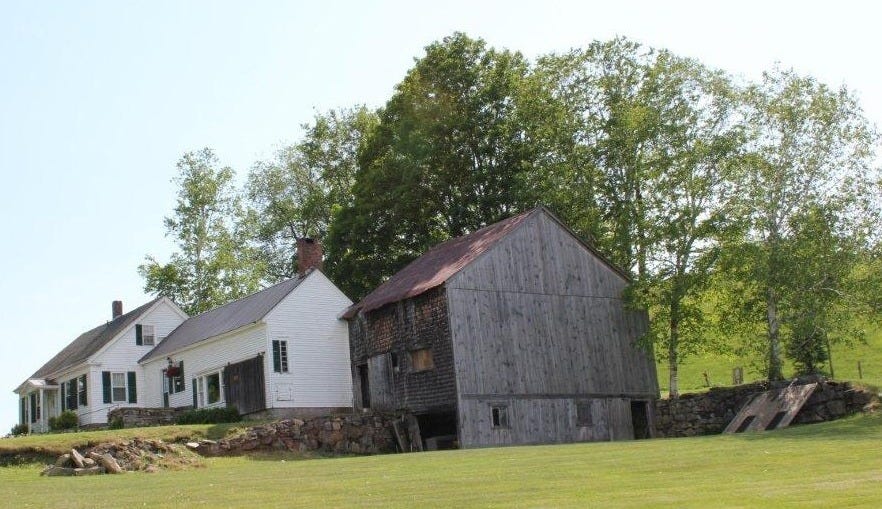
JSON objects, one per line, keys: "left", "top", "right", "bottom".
{"left": 357, "top": 364, "right": 370, "bottom": 409}
{"left": 630, "top": 400, "right": 651, "bottom": 439}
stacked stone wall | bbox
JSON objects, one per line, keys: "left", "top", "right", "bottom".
{"left": 654, "top": 378, "right": 878, "bottom": 437}
{"left": 108, "top": 407, "right": 191, "bottom": 428}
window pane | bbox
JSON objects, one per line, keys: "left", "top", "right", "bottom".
{"left": 143, "top": 325, "right": 155, "bottom": 346}
{"left": 410, "top": 349, "right": 434, "bottom": 371}
{"left": 112, "top": 387, "right": 127, "bottom": 402}
{"left": 112, "top": 373, "right": 125, "bottom": 386}
{"left": 206, "top": 373, "right": 221, "bottom": 404}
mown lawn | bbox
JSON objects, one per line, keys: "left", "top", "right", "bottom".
{"left": 1, "top": 413, "right": 881, "bottom": 508}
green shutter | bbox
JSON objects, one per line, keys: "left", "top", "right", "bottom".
{"left": 102, "top": 371, "right": 111, "bottom": 404}
{"left": 135, "top": 324, "right": 143, "bottom": 346}
{"left": 68, "top": 378, "right": 78, "bottom": 410}
{"left": 80, "top": 375, "right": 87, "bottom": 406}
{"left": 192, "top": 379, "right": 198, "bottom": 408}
{"left": 127, "top": 372, "right": 137, "bottom": 403}
{"left": 30, "top": 393, "right": 37, "bottom": 423}
{"left": 20, "top": 398, "right": 26, "bottom": 424}
{"left": 272, "top": 340, "right": 281, "bottom": 373}
{"left": 60, "top": 382, "right": 66, "bottom": 411}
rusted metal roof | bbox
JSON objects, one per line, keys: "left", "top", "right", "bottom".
{"left": 343, "top": 208, "right": 538, "bottom": 318}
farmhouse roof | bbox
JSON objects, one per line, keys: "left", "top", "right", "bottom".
{"left": 140, "top": 272, "right": 308, "bottom": 362}
{"left": 29, "top": 298, "right": 161, "bottom": 380}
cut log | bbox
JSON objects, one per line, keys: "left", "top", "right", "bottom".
{"left": 70, "top": 449, "right": 86, "bottom": 468}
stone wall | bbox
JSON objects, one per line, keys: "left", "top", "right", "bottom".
{"left": 190, "top": 412, "right": 397, "bottom": 456}
{"left": 654, "top": 378, "right": 879, "bottom": 438}
{"left": 108, "top": 407, "right": 191, "bottom": 428}
{"left": 348, "top": 286, "right": 457, "bottom": 414}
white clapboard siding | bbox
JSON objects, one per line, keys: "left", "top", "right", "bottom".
{"left": 141, "top": 324, "right": 267, "bottom": 409}
{"left": 264, "top": 270, "right": 353, "bottom": 409}
{"left": 83, "top": 299, "right": 188, "bottom": 423}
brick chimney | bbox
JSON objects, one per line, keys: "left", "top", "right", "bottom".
{"left": 296, "top": 238, "right": 323, "bottom": 276}
{"left": 112, "top": 300, "right": 123, "bottom": 319}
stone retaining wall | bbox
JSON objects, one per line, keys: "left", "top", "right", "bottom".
{"left": 191, "top": 412, "right": 398, "bottom": 456}
{"left": 108, "top": 407, "right": 191, "bottom": 428}
{"left": 654, "top": 378, "right": 879, "bottom": 438}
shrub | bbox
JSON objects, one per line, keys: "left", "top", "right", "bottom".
{"left": 10, "top": 423, "right": 28, "bottom": 436}
{"left": 176, "top": 406, "right": 241, "bottom": 425}
{"left": 108, "top": 417, "right": 125, "bottom": 430}
{"left": 48, "top": 410, "right": 79, "bottom": 431}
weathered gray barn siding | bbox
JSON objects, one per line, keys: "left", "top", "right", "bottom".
{"left": 447, "top": 212, "right": 658, "bottom": 447}
{"left": 348, "top": 287, "right": 457, "bottom": 414}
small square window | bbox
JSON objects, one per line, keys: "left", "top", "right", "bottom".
{"left": 491, "top": 405, "right": 509, "bottom": 429}
{"left": 410, "top": 348, "right": 434, "bottom": 371}
{"left": 576, "top": 401, "right": 593, "bottom": 427}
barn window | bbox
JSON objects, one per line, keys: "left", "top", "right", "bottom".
{"left": 111, "top": 373, "right": 128, "bottom": 402}
{"left": 410, "top": 348, "right": 434, "bottom": 371}
{"left": 491, "top": 405, "right": 509, "bottom": 429}
{"left": 389, "top": 352, "right": 400, "bottom": 373}
{"left": 78, "top": 374, "right": 87, "bottom": 406}
{"left": 576, "top": 401, "right": 593, "bottom": 427}
{"left": 272, "top": 340, "right": 289, "bottom": 373}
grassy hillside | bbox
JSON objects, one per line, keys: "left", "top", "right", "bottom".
{"left": 657, "top": 322, "right": 882, "bottom": 394}
{"left": 0, "top": 413, "right": 880, "bottom": 508}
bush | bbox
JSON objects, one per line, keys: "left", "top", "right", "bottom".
{"left": 10, "top": 423, "right": 28, "bottom": 436}
{"left": 176, "top": 406, "right": 241, "bottom": 425}
{"left": 108, "top": 417, "right": 124, "bottom": 430}
{"left": 48, "top": 410, "right": 79, "bottom": 431}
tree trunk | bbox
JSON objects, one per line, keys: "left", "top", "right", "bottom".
{"left": 766, "top": 286, "right": 783, "bottom": 380}
{"left": 668, "top": 302, "right": 680, "bottom": 399}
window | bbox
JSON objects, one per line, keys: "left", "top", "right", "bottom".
{"left": 142, "top": 325, "right": 155, "bottom": 346}
{"left": 410, "top": 348, "right": 434, "bottom": 371}
{"left": 111, "top": 373, "right": 127, "bottom": 402}
{"left": 195, "top": 371, "right": 223, "bottom": 407}
{"left": 67, "top": 378, "right": 79, "bottom": 410}
{"left": 491, "top": 405, "right": 509, "bottom": 429}
{"left": 165, "top": 361, "right": 185, "bottom": 394}
{"left": 78, "top": 374, "right": 87, "bottom": 406}
{"left": 272, "top": 340, "right": 289, "bottom": 373}
{"left": 206, "top": 372, "right": 222, "bottom": 405}
{"left": 389, "top": 352, "right": 400, "bottom": 373}
{"left": 576, "top": 401, "right": 593, "bottom": 427}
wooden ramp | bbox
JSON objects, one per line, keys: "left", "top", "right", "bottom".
{"left": 724, "top": 383, "right": 817, "bottom": 433}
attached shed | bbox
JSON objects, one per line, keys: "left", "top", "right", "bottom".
{"left": 344, "top": 207, "right": 659, "bottom": 448}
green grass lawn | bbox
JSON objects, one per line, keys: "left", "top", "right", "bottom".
{"left": 657, "top": 322, "right": 882, "bottom": 394}
{"left": 1, "top": 413, "right": 881, "bottom": 508}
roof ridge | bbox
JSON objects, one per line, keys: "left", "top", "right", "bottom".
{"left": 182, "top": 273, "right": 306, "bottom": 320}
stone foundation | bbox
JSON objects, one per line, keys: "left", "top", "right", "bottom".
{"left": 108, "top": 407, "right": 192, "bottom": 428}
{"left": 190, "top": 412, "right": 398, "bottom": 456}
{"left": 654, "top": 378, "right": 879, "bottom": 438}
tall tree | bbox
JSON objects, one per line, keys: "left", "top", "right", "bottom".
{"left": 326, "top": 33, "right": 537, "bottom": 299}
{"left": 246, "top": 107, "right": 377, "bottom": 282}
{"left": 140, "top": 148, "right": 263, "bottom": 315}
{"left": 734, "top": 67, "right": 879, "bottom": 380}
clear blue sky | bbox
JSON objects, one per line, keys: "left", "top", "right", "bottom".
{"left": 2, "top": 1, "right": 879, "bottom": 431}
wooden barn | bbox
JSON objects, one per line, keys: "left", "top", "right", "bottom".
{"left": 343, "top": 207, "right": 659, "bottom": 449}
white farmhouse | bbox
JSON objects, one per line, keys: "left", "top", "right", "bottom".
{"left": 14, "top": 298, "right": 187, "bottom": 433}
{"left": 139, "top": 267, "right": 353, "bottom": 419}
{"left": 14, "top": 239, "right": 355, "bottom": 432}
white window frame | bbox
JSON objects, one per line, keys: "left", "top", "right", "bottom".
{"left": 142, "top": 324, "right": 156, "bottom": 346}
{"left": 111, "top": 372, "right": 128, "bottom": 403}
{"left": 196, "top": 370, "right": 224, "bottom": 408}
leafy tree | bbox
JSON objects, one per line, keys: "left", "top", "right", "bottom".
{"left": 732, "top": 67, "right": 880, "bottom": 380}
{"left": 140, "top": 148, "right": 263, "bottom": 315}
{"left": 246, "top": 107, "right": 378, "bottom": 282}
{"left": 326, "top": 33, "right": 537, "bottom": 299}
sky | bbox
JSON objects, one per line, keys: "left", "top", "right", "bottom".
{"left": 1, "top": 1, "right": 880, "bottom": 432}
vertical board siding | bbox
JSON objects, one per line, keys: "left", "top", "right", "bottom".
{"left": 264, "top": 271, "right": 353, "bottom": 409}
{"left": 448, "top": 211, "right": 658, "bottom": 447}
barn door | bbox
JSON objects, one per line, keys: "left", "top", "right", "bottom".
{"left": 223, "top": 355, "right": 266, "bottom": 415}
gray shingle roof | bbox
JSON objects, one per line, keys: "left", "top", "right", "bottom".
{"left": 139, "top": 273, "right": 308, "bottom": 363}
{"left": 30, "top": 298, "right": 161, "bottom": 380}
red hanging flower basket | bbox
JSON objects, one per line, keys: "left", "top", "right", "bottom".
{"left": 166, "top": 366, "right": 180, "bottom": 377}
